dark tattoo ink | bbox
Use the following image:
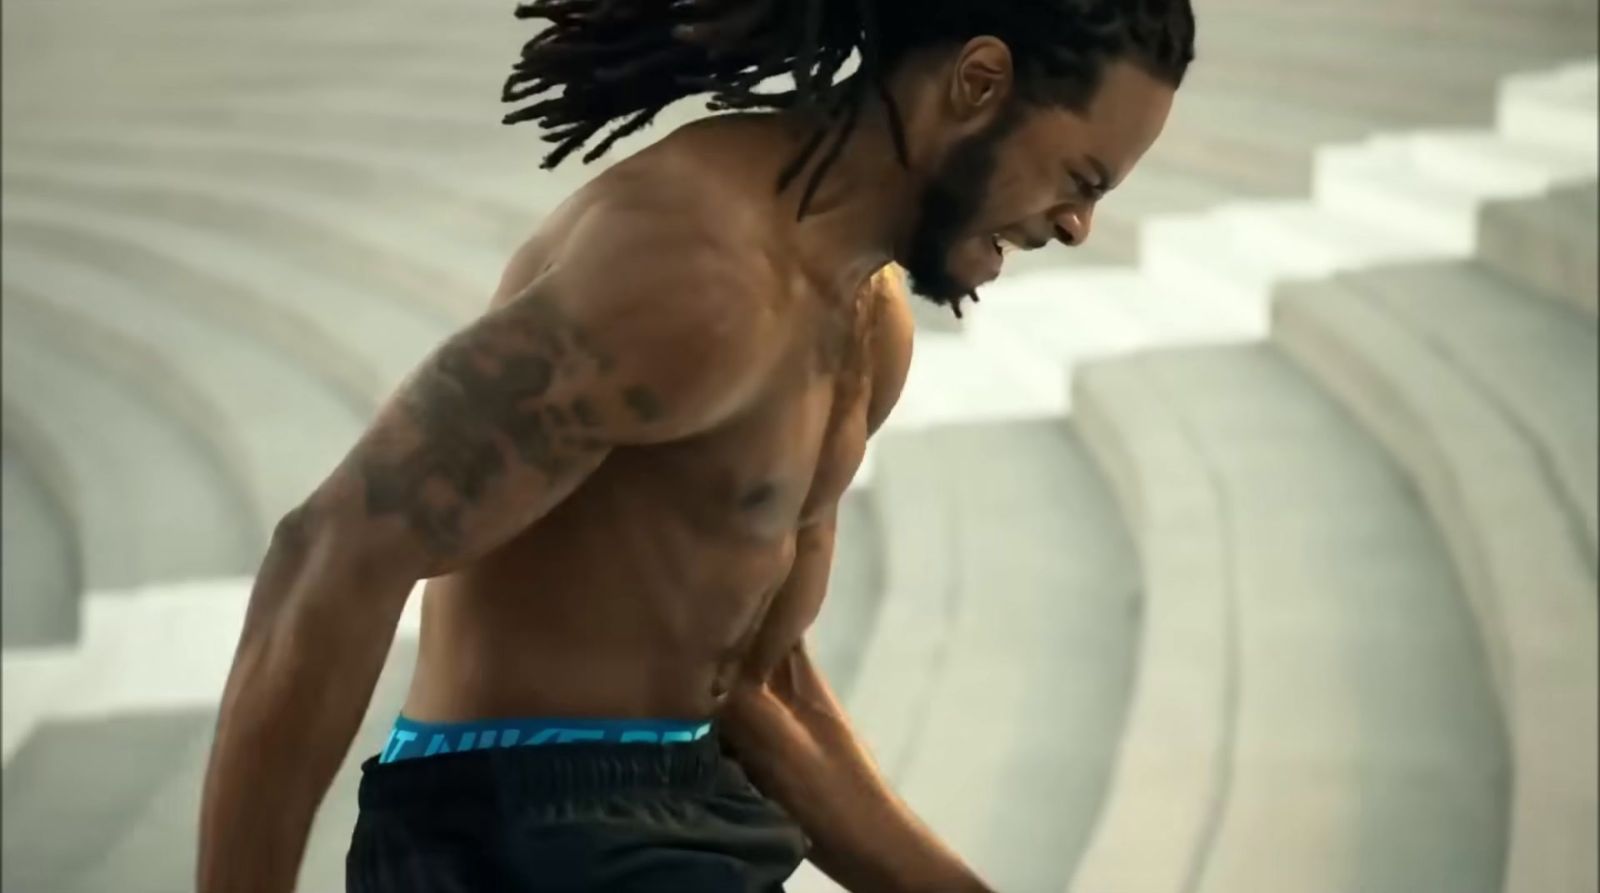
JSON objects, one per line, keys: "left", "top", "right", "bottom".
{"left": 358, "top": 294, "right": 614, "bottom": 554}
{"left": 570, "top": 398, "right": 601, "bottom": 428}
{"left": 623, "top": 386, "right": 664, "bottom": 424}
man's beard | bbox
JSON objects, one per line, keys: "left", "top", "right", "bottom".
{"left": 902, "top": 103, "right": 1025, "bottom": 310}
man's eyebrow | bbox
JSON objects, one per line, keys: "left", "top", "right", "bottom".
{"left": 1086, "top": 155, "right": 1117, "bottom": 192}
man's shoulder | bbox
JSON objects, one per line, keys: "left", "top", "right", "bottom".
{"left": 550, "top": 158, "right": 780, "bottom": 318}
{"left": 494, "top": 167, "right": 785, "bottom": 427}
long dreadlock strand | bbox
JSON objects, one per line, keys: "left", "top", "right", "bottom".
{"left": 796, "top": 83, "right": 866, "bottom": 220}
{"left": 793, "top": 0, "right": 825, "bottom": 98}
{"left": 775, "top": 106, "right": 838, "bottom": 193}
{"left": 855, "top": 0, "right": 909, "bottom": 168}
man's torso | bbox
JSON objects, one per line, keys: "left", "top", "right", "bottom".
{"left": 401, "top": 120, "right": 914, "bottom": 724}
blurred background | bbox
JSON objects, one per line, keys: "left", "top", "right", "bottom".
{"left": 1, "top": 0, "right": 1595, "bottom": 890}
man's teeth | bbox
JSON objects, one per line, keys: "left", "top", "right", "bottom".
{"left": 991, "top": 234, "right": 1019, "bottom": 256}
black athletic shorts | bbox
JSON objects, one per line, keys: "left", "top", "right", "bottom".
{"left": 346, "top": 734, "right": 809, "bottom": 891}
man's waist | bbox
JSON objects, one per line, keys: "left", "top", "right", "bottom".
{"left": 378, "top": 714, "right": 715, "bottom": 764}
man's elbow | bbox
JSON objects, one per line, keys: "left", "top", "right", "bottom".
{"left": 244, "top": 497, "right": 416, "bottom": 643}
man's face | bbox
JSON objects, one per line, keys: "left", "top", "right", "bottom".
{"left": 901, "top": 56, "right": 1177, "bottom": 305}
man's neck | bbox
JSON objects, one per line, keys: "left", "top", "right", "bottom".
{"left": 773, "top": 81, "right": 933, "bottom": 301}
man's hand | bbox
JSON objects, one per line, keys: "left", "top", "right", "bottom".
{"left": 718, "top": 514, "right": 994, "bottom": 893}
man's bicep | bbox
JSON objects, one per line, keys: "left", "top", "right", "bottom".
{"left": 314, "top": 286, "right": 647, "bottom": 577}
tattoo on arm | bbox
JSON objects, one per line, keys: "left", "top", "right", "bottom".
{"left": 622, "top": 386, "right": 664, "bottom": 424}
{"left": 357, "top": 295, "right": 662, "bottom": 555}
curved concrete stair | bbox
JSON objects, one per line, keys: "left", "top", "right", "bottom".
{"left": 849, "top": 423, "right": 1141, "bottom": 892}
{"left": 807, "top": 490, "right": 888, "bottom": 703}
{"left": 1136, "top": 62, "right": 1596, "bottom": 341}
{"left": 5, "top": 125, "right": 549, "bottom": 257}
{"left": 963, "top": 268, "right": 1266, "bottom": 404}
{"left": 1, "top": 240, "right": 367, "bottom": 532}
{"left": 1192, "top": 44, "right": 1576, "bottom": 131}
{"left": 889, "top": 268, "right": 1271, "bottom": 433}
{"left": 1314, "top": 130, "right": 1595, "bottom": 256}
{"left": 1479, "top": 183, "right": 1599, "bottom": 317}
{"left": 1071, "top": 344, "right": 1508, "bottom": 893}
{"left": 0, "top": 213, "right": 381, "bottom": 415}
{"left": 1008, "top": 159, "right": 1246, "bottom": 270}
{"left": 1321, "top": 262, "right": 1596, "bottom": 554}
{"left": 0, "top": 161, "right": 489, "bottom": 327}
{"left": 1274, "top": 271, "right": 1598, "bottom": 892}
{"left": 0, "top": 295, "right": 259, "bottom": 593}
{"left": 1, "top": 709, "right": 217, "bottom": 892}
{"left": 7, "top": 0, "right": 1587, "bottom": 284}
{"left": 1199, "top": 2, "right": 1596, "bottom": 52}
{"left": 48, "top": 638, "right": 420, "bottom": 893}
{"left": 4, "top": 90, "right": 524, "bottom": 164}
{"left": 1, "top": 428, "right": 82, "bottom": 649}
{"left": 0, "top": 188, "right": 448, "bottom": 401}
{"left": 1500, "top": 62, "right": 1600, "bottom": 154}
{"left": 1142, "top": 199, "right": 1449, "bottom": 336}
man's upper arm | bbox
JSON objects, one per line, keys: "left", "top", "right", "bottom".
{"left": 306, "top": 229, "right": 774, "bottom": 581}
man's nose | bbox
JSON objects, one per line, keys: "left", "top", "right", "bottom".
{"left": 1051, "top": 205, "right": 1094, "bottom": 247}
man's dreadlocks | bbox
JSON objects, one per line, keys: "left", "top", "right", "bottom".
{"left": 503, "top": 0, "right": 1195, "bottom": 220}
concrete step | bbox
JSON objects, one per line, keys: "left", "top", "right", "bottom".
{"left": 1153, "top": 54, "right": 1582, "bottom": 199}
{"left": 1404, "top": 129, "right": 1599, "bottom": 189}
{"left": 1274, "top": 275, "right": 1598, "bottom": 893}
{"left": 53, "top": 638, "right": 420, "bottom": 893}
{"left": 1499, "top": 61, "right": 1600, "bottom": 154}
{"left": 1071, "top": 343, "right": 1508, "bottom": 893}
{"left": 1, "top": 433, "right": 82, "bottom": 649}
{"left": 1332, "top": 261, "right": 1597, "bottom": 552}
{"left": 1479, "top": 183, "right": 1599, "bottom": 318}
{"left": 887, "top": 280, "right": 1256, "bottom": 433}
{"left": 964, "top": 269, "right": 1260, "bottom": 404}
{"left": 861, "top": 422, "right": 1141, "bottom": 892}
{"left": 1195, "top": 3, "right": 1596, "bottom": 55}
{"left": 0, "top": 186, "right": 449, "bottom": 403}
{"left": 2, "top": 86, "right": 517, "bottom": 157}
{"left": 1, "top": 239, "right": 366, "bottom": 532}
{"left": 1, "top": 709, "right": 216, "bottom": 892}
{"left": 1185, "top": 64, "right": 1497, "bottom": 140}
{"left": 0, "top": 296, "right": 259, "bottom": 593}
{"left": 1, "top": 212, "right": 381, "bottom": 414}
{"left": 807, "top": 490, "right": 887, "bottom": 704}
{"left": 1155, "top": 89, "right": 1410, "bottom": 187}
{"left": 1314, "top": 131, "right": 1595, "bottom": 255}
{"left": 881, "top": 330, "right": 1069, "bottom": 430}
{"left": 4, "top": 124, "right": 549, "bottom": 259}
{"left": 0, "top": 159, "right": 495, "bottom": 327}
{"left": 1198, "top": 28, "right": 1585, "bottom": 90}
{"left": 1076, "top": 159, "right": 1261, "bottom": 266}
{"left": 1140, "top": 201, "right": 1447, "bottom": 336}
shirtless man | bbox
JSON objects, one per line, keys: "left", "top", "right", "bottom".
{"left": 197, "top": 1, "right": 1193, "bottom": 890}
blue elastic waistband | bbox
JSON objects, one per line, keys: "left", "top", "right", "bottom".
{"left": 378, "top": 715, "right": 715, "bottom": 764}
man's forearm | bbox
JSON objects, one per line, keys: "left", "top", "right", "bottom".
{"left": 197, "top": 518, "right": 409, "bottom": 893}
{"left": 721, "top": 647, "right": 991, "bottom": 893}
{"left": 199, "top": 631, "right": 346, "bottom": 891}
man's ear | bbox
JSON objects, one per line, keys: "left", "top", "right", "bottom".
{"left": 947, "top": 37, "right": 1015, "bottom": 122}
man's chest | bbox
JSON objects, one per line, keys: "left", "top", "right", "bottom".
{"left": 644, "top": 281, "right": 910, "bottom": 537}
